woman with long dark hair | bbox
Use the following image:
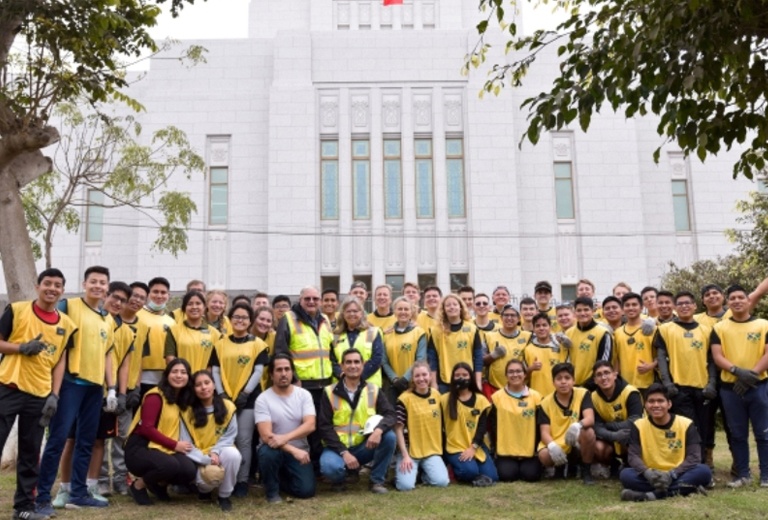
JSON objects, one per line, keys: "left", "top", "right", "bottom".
{"left": 125, "top": 358, "right": 196, "bottom": 505}
{"left": 182, "top": 370, "right": 240, "bottom": 512}
{"left": 441, "top": 362, "right": 498, "bottom": 486}
{"left": 165, "top": 291, "right": 223, "bottom": 373}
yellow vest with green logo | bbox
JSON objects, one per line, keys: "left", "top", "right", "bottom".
{"left": 430, "top": 321, "right": 478, "bottom": 385}
{"left": 657, "top": 321, "right": 711, "bottom": 388}
{"left": 216, "top": 335, "right": 268, "bottom": 398}
{"left": 614, "top": 323, "right": 656, "bottom": 390}
{"left": 383, "top": 326, "right": 425, "bottom": 378}
{"left": 124, "top": 317, "right": 149, "bottom": 389}
{"left": 441, "top": 391, "right": 490, "bottom": 462}
{"left": 138, "top": 309, "right": 175, "bottom": 371}
{"left": 538, "top": 387, "right": 588, "bottom": 453}
{"left": 128, "top": 388, "right": 182, "bottom": 454}
{"left": 64, "top": 298, "right": 114, "bottom": 385}
{"left": 591, "top": 383, "right": 640, "bottom": 455}
{"left": 324, "top": 383, "right": 378, "bottom": 448}
{"left": 182, "top": 399, "right": 236, "bottom": 455}
{"left": 713, "top": 317, "right": 768, "bottom": 383}
{"left": 565, "top": 324, "right": 610, "bottom": 386}
{"left": 0, "top": 302, "right": 76, "bottom": 397}
{"left": 111, "top": 321, "right": 135, "bottom": 388}
{"left": 635, "top": 415, "right": 691, "bottom": 471}
{"left": 333, "top": 327, "right": 381, "bottom": 387}
{"left": 170, "top": 323, "right": 221, "bottom": 373}
{"left": 484, "top": 329, "right": 531, "bottom": 389}
{"left": 286, "top": 312, "right": 333, "bottom": 382}
{"left": 398, "top": 388, "right": 443, "bottom": 459}
{"left": 491, "top": 387, "right": 541, "bottom": 457}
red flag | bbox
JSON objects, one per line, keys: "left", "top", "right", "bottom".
{"left": 383, "top": 0, "right": 403, "bottom": 5}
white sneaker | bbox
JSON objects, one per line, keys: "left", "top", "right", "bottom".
{"left": 727, "top": 476, "right": 752, "bottom": 488}
{"left": 51, "top": 489, "right": 70, "bottom": 509}
{"left": 591, "top": 463, "right": 611, "bottom": 480}
{"left": 87, "top": 485, "right": 109, "bottom": 504}
{"left": 96, "top": 482, "right": 112, "bottom": 497}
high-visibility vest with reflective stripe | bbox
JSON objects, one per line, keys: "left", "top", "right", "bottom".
{"left": 286, "top": 311, "right": 333, "bottom": 382}
{"left": 333, "top": 327, "right": 381, "bottom": 387}
{"left": 324, "top": 383, "right": 378, "bottom": 448}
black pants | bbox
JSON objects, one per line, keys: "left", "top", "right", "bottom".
{"left": 306, "top": 387, "right": 325, "bottom": 464}
{"left": 0, "top": 386, "right": 46, "bottom": 512}
{"left": 672, "top": 386, "right": 712, "bottom": 458}
{"left": 124, "top": 434, "right": 197, "bottom": 487}
{"left": 495, "top": 456, "right": 543, "bottom": 482}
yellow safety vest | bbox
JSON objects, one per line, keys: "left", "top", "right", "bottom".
{"left": 128, "top": 388, "right": 182, "bottom": 454}
{"left": 333, "top": 327, "right": 381, "bottom": 387}
{"left": 324, "top": 382, "right": 378, "bottom": 448}
{"left": 286, "top": 311, "right": 333, "bottom": 382}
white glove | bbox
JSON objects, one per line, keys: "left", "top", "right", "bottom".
{"left": 105, "top": 387, "right": 118, "bottom": 412}
{"left": 565, "top": 422, "right": 583, "bottom": 447}
{"left": 555, "top": 333, "right": 572, "bottom": 348}
{"left": 641, "top": 318, "right": 656, "bottom": 336}
{"left": 547, "top": 441, "right": 568, "bottom": 466}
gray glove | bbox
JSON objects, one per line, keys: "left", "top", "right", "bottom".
{"left": 547, "top": 441, "right": 568, "bottom": 466}
{"left": 613, "top": 429, "right": 630, "bottom": 445}
{"left": 555, "top": 333, "right": 572, "bottom": 349}
{"left": 664, "top": 382, "right": 679, "bottom": 398}
{"left": 641, "top": 318, "right": 656, "bottom": 336}
{"left": 40, "top": 394, "right": 58, "bottom": 427}
{"left": 19, "top": 334, "right": 46, "bottom": 356}
{"left": 643, "top": 469, "right": 665, "bottom": 489}
{"left": 126, "top": 388, "right": 141, "bottom": 410}
{"left": 733, "top": 380, "right": 751, "bottom": 396}
{"left": 654, "top": 471, "right": 673, "bottom": 492}
{"left": 491, "top": 344, "right": 507, "bottom": 360}
{"left": 234, "top": 391, "right": 250, "bottom": 409}
{"left": 392, "top": 377, "right": 410, "bottom": 392}
{"left": 702, "top": 382, "right": 717, "bottom": 401}
{"left": 115, "top": 393, "right": 127, "bottom": 415}
{"left": 732, "top": 367, "right": 761, "bottom": 387}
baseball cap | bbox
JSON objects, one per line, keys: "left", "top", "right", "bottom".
{"left": 534, "top": 281, "right": 552, "bottom": 293}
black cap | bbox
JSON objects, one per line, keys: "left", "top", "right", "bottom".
{"left": 534, "top": 281, "right": 552, "bottom": 293}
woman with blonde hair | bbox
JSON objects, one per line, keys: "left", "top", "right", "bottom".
{"left": 330, "top": 297, "right": 384, "bottom": 386}
{"left": 206, "top": 290, "right": 232, "bottom": 336}
{"left": 382, "top": 296, "right": 427, "bottom": 402}
{"left": 427, "top": 294, "right": 483, "bottom": 393}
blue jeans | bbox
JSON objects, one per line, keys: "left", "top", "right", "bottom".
{"left": 320, "top": 430, "right": 396, "bottom": 485}
{"left": 258, "top": 444, "right": 316, "bottom": 499}
{"left": 720, "top": 382, "right": 768, "bottom": 479}
{"left": 395, "top": 453, "right": 450, "bottom": 491}
{"left": 620, "top": 464, "right": 712, "bottom": 498}
{"left": 37, "top": 379, "right": 103, "bottom": 503}
{"left": 445, "top": 446, "right": 499, "bottom": 483}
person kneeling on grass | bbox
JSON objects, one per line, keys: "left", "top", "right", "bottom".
{"left": 182, "top": 370, "right": 240, "bottom": 512}
{"left": 620, "top": 383, "right": 711, "bottom": 501}
{"left": 537, "top": 362, "right": 597, "bottom": 485}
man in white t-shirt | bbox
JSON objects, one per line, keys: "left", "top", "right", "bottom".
{"left": 255, "top": 354, "right": 317, "bottom": 503}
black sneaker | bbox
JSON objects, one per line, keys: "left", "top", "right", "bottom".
{"left": 144, "top": 481, "right": 170, "bottom": 502}
{"left": 232, "top": 482, "right": 248, "bottom": 498}
{"left": 218, "top": 497, "right": 233, "bottom": 512}
{"left": 198, "top": 491, "right": 213, "bottom": 502}
{"left": 13, "top": 510, "right": 50, "bottom": 520}
{"left": 128, "top": 482, "right": 154, "bottom": 506}
{"left": 581, "top": 464, "right": 595, "bottom": 486}
{"left": 620, "top": 489, "right": 653, "bottom": 502}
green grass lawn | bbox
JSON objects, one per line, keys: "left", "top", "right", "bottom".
{"left": 1, "top": 433, "right": 766, "bottom": 519}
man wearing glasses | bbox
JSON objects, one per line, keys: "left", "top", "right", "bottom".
{"left": 275, "top": 286, "right": 334, "bottom": 466}
{"left": 654, "top": 291, "right": 717, "bottom": 470}
{"left": 483, "top": 304, "right": 531, "bottom": 392}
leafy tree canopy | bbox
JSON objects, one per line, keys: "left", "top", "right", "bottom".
{"left": 467, "top": 0, "right": 768, "bottom": 178}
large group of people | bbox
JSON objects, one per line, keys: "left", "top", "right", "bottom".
{"left": 1, "top": 270, "right": 768, "bottom": 519}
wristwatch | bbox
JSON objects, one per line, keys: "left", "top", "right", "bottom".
{"left": 729, "top": 366, "right": 737, "bottom": 374}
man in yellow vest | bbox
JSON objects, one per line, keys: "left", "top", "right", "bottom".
{"left": 318, "top": 348, "right": 396, "bottom": 493}
{"left": 275, "top": 286, "right": 334, "bottom": 464}
{"left": 620, "top": 383, "right": 711, "bottom": 501}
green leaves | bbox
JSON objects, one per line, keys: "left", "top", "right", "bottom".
{"left": 468, "top": 0, "right": 768, "bottom": 178}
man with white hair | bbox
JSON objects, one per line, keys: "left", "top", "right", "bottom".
{"left": 275, "top": 286, "right": 334, "bottom": 465}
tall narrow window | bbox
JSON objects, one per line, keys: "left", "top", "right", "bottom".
{"left": 561, "top": 284, "right": 576, "bottom": 303}
{"left": 383, "top": 138, "right": 402, "bottom": 219}
{"left": 671, "top": 179, "right": 691, "bottom": 231}
{"left": 386, "top": 274, "right": 405, "bottom": 299}
{"left": 415, "top": 138, "right": 434, "bottom": 218}
{"left": 554, "top": 162, "right": 575, "bottom": 220}
{"left": 418, "top": 273, "right": 437, "bottom": 290}
{"left": 446, "top": 137, "right": 465, "bottom": 218}
{"left": 85, "top": 189, "right": 104, "bottom": 242}
{"left": 450, "top": 273, "right": 468, "bottom": 291}
{"left": 321, "top": 140, "right": 339, "bottom": 220}
{"left": 209, "top": 167, "right": 228, "bottom": 225}
{"left": 352, "top": 139, "right": 371, "bottom": 220}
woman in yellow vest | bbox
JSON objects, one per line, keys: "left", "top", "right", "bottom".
{"left": 205, "top": 290, "right": 232, "bottom": 336}
{"left": 383, "top": 297, "right": 427, "bottom": 402}
{"left": 165, "top": 291, "right": 223, "bottom": 373}
{"left": 428, "top": 295, "right": 484, "bottom": 394}
{"left": 394, "top": 361, "right": 449, "bottom": 491}
{"left": 182, "top": 370, "right": 240, "bottom": 512}
{"left": 490, "top": 359, "right": 543, "bottom": 481}
{"left": 330, "top": 297, "right": 384, "bottom": 387}
{"left": 441, "top": 363, "right": 498, "bottom": 486}
{"left": 125, "top": 358, "right": 196, "bottom": 506}
{"left": 251, "top": 306, "right": 276, "bottom": 350}
{"left": 210, "top": 303, "right": 270, "bottom": 497}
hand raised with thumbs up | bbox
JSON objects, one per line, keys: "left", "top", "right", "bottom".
{"left": 19, "top": 334, "right": 46, "bottom": 356}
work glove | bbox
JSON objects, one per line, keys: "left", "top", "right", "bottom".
{"left": 641, "top": 319, "right": 656, "bottom": 336}
{"left": 733, "top": 380, "right": 751, "bottom": 396}
{"left": 235, "top": 391, "right": 250, "bottom": 410}
{"left": 702, "top": 382, "right": 717, "bottom": 401}
{"left": 19, "top": 334, "right": 46, "bottom": 356}
{"left": 613, "top": 429, "right": 630, "bottom": 445}
{"left": 40, "top": 394, "right": 59, "bottom": 427}
{"left": 654, "top": 471, "right": 673, "bottom": 492}
{"left": 393, "top": 377, "right": 410, "bottom": 392}
{"left": 104, "top": 387, "right": 118, "bottom": 412}
{"left": 664, "top": 382, "right": 679, "bottom": 398}
{"left": 565, "top": 422, "right": 582, "bottom": 447}
{"left": 126, "top": 388, "right": 141, "bottom": 411}
{"left": 555, "top": 333, "right": 572, "bottom": 349}
{"left": 491, "top": 344, "right": 507, "bottom": 360}
{"left": 643, "top": 469, "right": 664, "bottom": 489}
{"left": 547, "top": 441, "right": 568, "bottom": 466}
{"left": 732, "top": 367, "right": 761, "bottom": 387}
{"left": 115, "top": 393, "right": 127, "bottom": 415}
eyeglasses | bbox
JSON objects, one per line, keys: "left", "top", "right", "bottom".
{"left": 475, "top": 302, "right": 489, "bottom": 307}
{"left": 676, "top": 301, "right": 695, "bottom": 307}
{"left": 594, "top": 371, "right": 613, "bottom": 379}
{"left": 302, "top": 297, "right": 320, "bottom": 302}
{"left": 129, "top": 294, "right": 147, "bottom": 302}
{"left": 501, "top": 313, "right": 518, "bottom": 319}
{"left": 109, "top": 295, "right": 127, "bottom": 304}
{"left": 231, "top": 316, "right": 250, "bottom": 322}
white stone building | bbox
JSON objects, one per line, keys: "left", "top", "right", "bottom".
{"left": 2, "top": 0, "right": 759, "bottom": 302}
